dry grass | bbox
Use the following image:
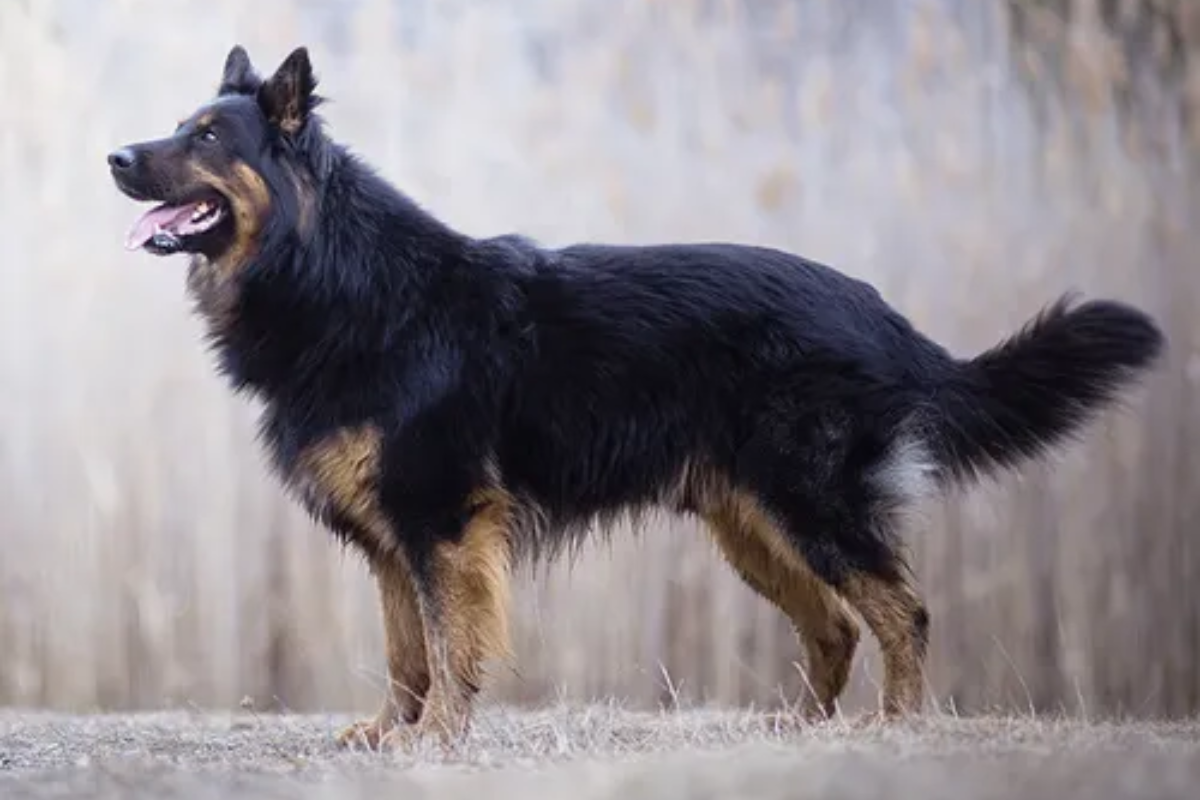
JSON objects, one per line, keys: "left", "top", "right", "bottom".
{"left": 2, "top": 707, "right": 1199, "bottom": 799}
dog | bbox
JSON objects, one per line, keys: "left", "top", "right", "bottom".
{"left": 108, "top": 44, "right": 1165, "bottom": 748}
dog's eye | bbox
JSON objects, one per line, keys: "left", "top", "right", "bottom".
{"left": 199, "top": 129, "right": 219, "bottom": 144}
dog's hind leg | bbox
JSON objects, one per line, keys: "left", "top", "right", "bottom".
{"left": 782, "top": 524, "right": 929, "bottom": 720}
{"left": 762, "top": 514, "right": 929, "bottom": 720}
{"left": 738, "top": 409, "right": 933, "bottom": 720}
{"left": 385, "top": 494, "right": 514, "bottom": 749}
{"left": 836, "top": 568, "right": 928, "bottom": 719}
{"left": 337, "top": 554, "right": 429, "bottom": 750}
{"left": 704, "top": 496, "right": 860, "bottom": 721}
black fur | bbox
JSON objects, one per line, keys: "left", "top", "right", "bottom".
{"left": 109, "top": 46, "right": 1166, "bottom": 597}
{"left": 930, "top": 296, "right": 1167, "bottom": 484}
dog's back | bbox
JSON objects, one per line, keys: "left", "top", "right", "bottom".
{"left": 493, "top": 240, "right": 947, "bottom": 543}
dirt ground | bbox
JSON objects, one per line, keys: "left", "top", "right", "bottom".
{"left": 2, "top": 707, "right": 1199, "bottom": 799}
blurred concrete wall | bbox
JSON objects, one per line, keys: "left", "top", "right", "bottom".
{"left": 0, "top": 0, "right": 1197, "bottom": 718}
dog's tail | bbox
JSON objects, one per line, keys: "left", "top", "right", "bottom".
{"left": 926, "top": 295, "right": 1165, "bottom": 487}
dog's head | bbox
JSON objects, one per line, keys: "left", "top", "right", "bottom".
{"left": 109, "top": 45, "right": 323, "bottom": 261}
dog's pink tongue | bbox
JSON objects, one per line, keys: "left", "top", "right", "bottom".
{"left": 124, "top": 204, "right": 195, "bottom": 251}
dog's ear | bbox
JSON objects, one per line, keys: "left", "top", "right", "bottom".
{"left": 258, "top": 46, "right": 318, "bottom": 136}
{"left": 218, "top": 45, "right": 261, "bottom": 96}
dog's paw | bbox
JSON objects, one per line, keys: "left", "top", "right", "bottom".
{"left": 378, "top": 712, "right": 469, "bottom": 754}
{"left": 846, "top": 711, "right": 887, "bottom": 730}
{"left": 763, "top": 707, "right": 839, "bottom": 734}
{"left": 336, "top": 718, "right": 396, "bottom": 751}
{"left": 379, "top": 724, "right": 420, "bottom": 752}
{"left": 846, "top": 708, "right": 922, "bottom": 730}
{"left": 379, "top": 722, "right": 457, "bottom": 754}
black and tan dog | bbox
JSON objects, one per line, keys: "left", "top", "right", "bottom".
{"left": 108, "top": 45, "right": 1165, "bottom": 748}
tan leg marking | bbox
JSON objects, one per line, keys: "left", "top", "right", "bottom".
{"left": 386, "top": 492, "right": 513, "bottom": 749}
{"left": 704, "top": 492, "right": 860, "bottom": 721}
{"left": 280, "top": 424, "right": 433, "bottom": 750}
{"left": 337, "top": 554, "right": 429, "bottom": 750}
{"left": 838, "top": 571, "right": 928, "bottom": 719}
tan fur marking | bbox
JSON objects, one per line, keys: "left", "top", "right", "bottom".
{"left": 337, "top": 553, "right": 429, "bottom": 749}
{"left": 465, "top": 484, "right": 514, "bottom": 512}
{"left": 199, "top": 161, "right": 271, "bottom": 277}
{"left": 290, "top": 425, "right": 394, "bottom": 556}
{"left": 838, "top": 572, "right": 927, "bottom": 718}
{"left": 686, "top": 472, "right": 926, "bottom": 720}
{"left": 703, "top": 489, "right": 860, "bottom": 720}
{"left": 403, "top": 496, "right": 513, "bottom": 746}
{"left": 186, "top": 161, "right": 272, "bottom": 332}
{"left": 376, "top": 556, "right": 430, "bottom": 722}
{"left": 437, "top": 499, "right": 515, "bottom": 669}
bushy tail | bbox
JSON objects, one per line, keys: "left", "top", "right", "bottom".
{"left": 929, "top": 295, "right": 1166, "bottom": 486}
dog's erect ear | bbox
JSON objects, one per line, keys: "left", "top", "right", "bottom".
{"left": 258, "top": 46, "right": 317, "bottom": 136}
{"left": 218, "top": 45, "right": 261, "bottom": 96}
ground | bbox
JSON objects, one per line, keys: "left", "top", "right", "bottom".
{"left": 2, "top": 707, "right": 1199, "bottom": 799}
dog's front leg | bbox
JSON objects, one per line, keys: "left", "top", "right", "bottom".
{"left": 382, "top": 494, "right": 514, "bottom": 750}
{"left": 337, "top": 553, "right": 430, "bottom": 750}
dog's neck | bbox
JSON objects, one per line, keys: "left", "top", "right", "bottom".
{"left": 192, "top": 151, "right": 472, "bottom": 407}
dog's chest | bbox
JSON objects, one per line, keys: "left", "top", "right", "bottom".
{"left": 187, "top": 257, "right": 241, "bottom": 331}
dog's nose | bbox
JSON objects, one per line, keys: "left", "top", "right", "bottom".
{"left": 107, "top": 148, "right": 136, "bottom": 170}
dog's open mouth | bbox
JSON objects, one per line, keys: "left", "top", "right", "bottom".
{"left": 125, "top": 197, "right": 227, "bottom": 253}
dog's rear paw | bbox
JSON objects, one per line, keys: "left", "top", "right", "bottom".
{"left": 336, "top": 718, "right": 395, "bottom": 751}
{"left": 763, "top": 707, "right": 840, "bottom": 734}
{"left": 379, "top": 721, "right": 455, "bottom": 754}
{"left": 847, "top": 708, "right": 923, "bottom": 730}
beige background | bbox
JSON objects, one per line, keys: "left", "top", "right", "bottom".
{"left": 0, "top": 0, "right": 1196, "bottom": 719}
